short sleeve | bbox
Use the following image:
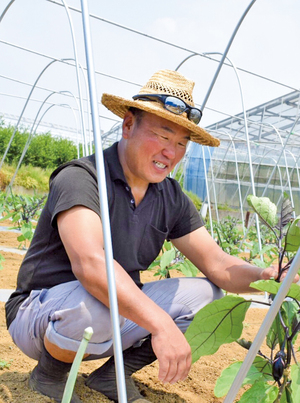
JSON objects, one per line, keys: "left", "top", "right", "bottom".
{"left": 47, "top": 165, "right": 101, "bottom": 227}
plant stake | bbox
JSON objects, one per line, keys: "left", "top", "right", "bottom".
{"left": 61, "top": 327, "right": 93, "bottom": 403}
{"left": 80, "top": 1, "right": 127, "bottom": 401}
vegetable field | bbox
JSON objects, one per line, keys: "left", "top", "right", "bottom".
{"left": 0, "top": 230, "right": 275, "bottom": 402}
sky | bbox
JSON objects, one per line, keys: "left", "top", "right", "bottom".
{"left": 0, "top": 0, "right": 299, "bottom": 142}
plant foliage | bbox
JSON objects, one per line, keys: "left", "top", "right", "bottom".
{"left": 247, "top": 193, "right": 300, "bottom": 280}
{"left": 0, "top": 123, "right": 78, "bottom": 169}
{"left": 148, "top": 240, "right": 198, "bottom": 279}
{"left": 214, "top": 216, "right": 245, "bottom": 256}
{"left": 185, "top": 295, "right": 251, "bottom": 362}
{"left": 0, "top": 359, "right": 12, "bottom": 370}
{"left": 0, "top": 192, "right": 47, "bottom": 248}
{"left": 186, "top": 194, "right": 300, "bottom": 402}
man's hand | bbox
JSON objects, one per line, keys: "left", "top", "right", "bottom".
{"left": 58, "top": 206, "right": 193, "bottom": 384}
{"left": 172, "top": 227, "right": 300, "bottom": 293}
{"left": 151, "top": 324, "right": 192, "bottom": 384}
{"left": 259, "top": 265, "right": 299, "bottom": 283}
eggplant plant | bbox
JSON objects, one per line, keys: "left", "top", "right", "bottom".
{"left": 213, "top": 215, "right": 278, "bottom": 268}
{"left": 185, "top": 194, "right": 300, "bottom": 402}
{"left": 0, "top": 193, "right": 47, "bottom": 249}
{"left": 148, "top": 240, "right": 198, "bottom": 279}
{"left": 247, "top": 194, "right": 299, "bottom": 279}
{"left": 214, "top": 216, "right": 245, "bottom": 257}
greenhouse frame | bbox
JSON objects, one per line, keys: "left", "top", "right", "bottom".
{"left": 1, "top": 2, "right": 300, "bottom": 401}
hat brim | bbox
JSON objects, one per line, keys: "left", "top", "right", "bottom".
{"left": 101, "top": 93, "right": 220, "bottom": 147}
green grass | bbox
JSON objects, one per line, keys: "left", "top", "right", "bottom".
{"left": 0, "top": 162, "right": 51, "bottom": 194}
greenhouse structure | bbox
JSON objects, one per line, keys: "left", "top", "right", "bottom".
{"left": 2, "top": 2, "right": 300, "bottom": 402}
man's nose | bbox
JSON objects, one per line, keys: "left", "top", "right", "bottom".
{"left": 162, "top": 143, "right": 176, "bottom": 160}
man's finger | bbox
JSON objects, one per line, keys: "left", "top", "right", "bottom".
{"left": 165, "top": 360, "right": 179, "bottom": 383}
{"left": 168, "top": 356, "right": 190, "bottom": 384}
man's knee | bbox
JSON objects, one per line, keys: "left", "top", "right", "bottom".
{"left": 47, "top": 300, "right": 125, "bottom": 348}
{"left": 178, "top": 277, "right": 223, "bottom": 308}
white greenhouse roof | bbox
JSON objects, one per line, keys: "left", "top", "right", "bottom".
{"left": 207, "top": 90, "right": 300, "bottom": 151}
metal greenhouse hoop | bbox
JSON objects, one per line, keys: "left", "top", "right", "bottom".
{"left": 0, "top": 57, "right": 89, "bottom": 170}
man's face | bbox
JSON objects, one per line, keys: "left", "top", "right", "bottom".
{"left": 120, "top": 111, "right": 190, "bottom": 187}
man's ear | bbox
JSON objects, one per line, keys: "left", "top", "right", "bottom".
{"left": 122, "top": 110, "right": 135, "bottom": 139}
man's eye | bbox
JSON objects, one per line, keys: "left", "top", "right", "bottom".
{"left": 160, "top": 136, "right": 169, "bottom": 141}
{"left": 179, "top": 142, "right": 187, "bottom": 148}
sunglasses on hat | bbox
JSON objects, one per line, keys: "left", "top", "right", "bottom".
{"left": 132, "top": 93, "right": 202, "bottom": 125}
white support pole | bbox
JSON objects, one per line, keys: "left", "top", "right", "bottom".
{"left": 80, "top": 1, "right": 127, "bottom": 402}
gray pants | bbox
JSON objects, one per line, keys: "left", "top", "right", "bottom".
{"left": 9, "top": 277, "right": 223, "bottom": 361}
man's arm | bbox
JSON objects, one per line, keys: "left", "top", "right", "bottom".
{"left": 57, "top": 205, "right": 191, "bottom": 384}
{"left": 171, "top": 226, "right": 298, "bottom": 293}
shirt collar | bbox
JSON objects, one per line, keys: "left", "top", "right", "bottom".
{"left": 104, "top": 142, "right": 126, "bottom": 183}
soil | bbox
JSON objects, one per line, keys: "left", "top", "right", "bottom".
{"left": 0, "top": 223, "right": 271, "bottom": 403}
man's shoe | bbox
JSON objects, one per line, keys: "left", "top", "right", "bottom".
{"left": 85, "top": 337, "right": 156, "bottom": 402}
{"left": 28, "top": 344, "right": 82, "bottom": 403}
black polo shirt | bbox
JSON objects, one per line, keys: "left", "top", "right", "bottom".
{"left": 6, "top": 142, "right": 203, "bottom": 328}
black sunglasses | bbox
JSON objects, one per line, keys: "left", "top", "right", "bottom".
{"left": 132, "top": 93, "right": 202, "bottom": 125}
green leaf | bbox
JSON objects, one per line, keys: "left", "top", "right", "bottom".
{"left": 261, "top": 244, "right": 277, "bottom": 254}
{"left": 0, "top": 359, "right": 11, "bottom": 369}
{"left": 17, "top": 234, "right": 26, "bottom": 242}
{"left": 250, "top": 280, "right": 280, "bottom": 294}
{"left": 276, "top": 196, "right": 294, "bottom": 230}
{"left": 147, "top": 258, "right": 160, "bottom": 270}
{"left": 177, "top": 260, "right": 198, "bottom": 277}
{"left": 252, "top": 356, "right": 273, "bottom": 382}
{"left": 236, "top": 338, "right": 252, "bottom": 350}
{"left": 266, "top": 316, "right": 284, "bottom": 350}
{"left": 266, "top": 300, "right": 300, "bottom": 349}
{"left": 20, "top": 222, "right": 33, "bottom": 240}
{"left": 278, "top": 389, "right": 289, "bottom": 403}
{"left": 214, "top": 357, "right": 272, "bottom": 397}
{"left": 251, "top": 258, "right": 269, "bottom": 269}
{"left": 291, "top": 364, "right": 300, "bottom": 402}
{"left": 185, "top": 295, "right": 251, "bottom": 363}
{"left": 247, "top": 195, "right": 278, "bottom": 228}
{"left": 285, "top": 216, "right": 300, "bottom": 252}
{"left": 163, "top": 241, "right": 172, "bottom": 251}
{"left": 281, "top": 300, "right": 300, "bottom": 339}
{"left": 250, "top": 280, "right": 300, "bottom": 300}
{"left": 160, "top": 249, "right": 175, "bottom": 271}
{"left": 0, "top": 211, "right": 14, "bottom": 221}
{"left": 12, "top": 212, "right": 22, "bottom": 222}
{"left": 238, "top": 382, "right": 278, "bottom": 403}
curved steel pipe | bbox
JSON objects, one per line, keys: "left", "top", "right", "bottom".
{"left": 0, "top": 0, "right": 15, "bottom": 23}
{"left": 0, "top": 57, "right": 80, "bottom": 170}
{"left": 201, "top": 0, "right": 257, "bottom": 110}
{"left": 7, "top": 90, "right": 80, "bottom": 190}
{"left": 60, "top": 0, "right": 88, "bottom": 155}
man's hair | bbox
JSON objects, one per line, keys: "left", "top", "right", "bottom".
{"left": 128, "top": 107, "right": 144, "bottom": 126}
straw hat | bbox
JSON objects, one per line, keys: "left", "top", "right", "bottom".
{"left": 101, "top": 69, "right": 220, "bottom": 147}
